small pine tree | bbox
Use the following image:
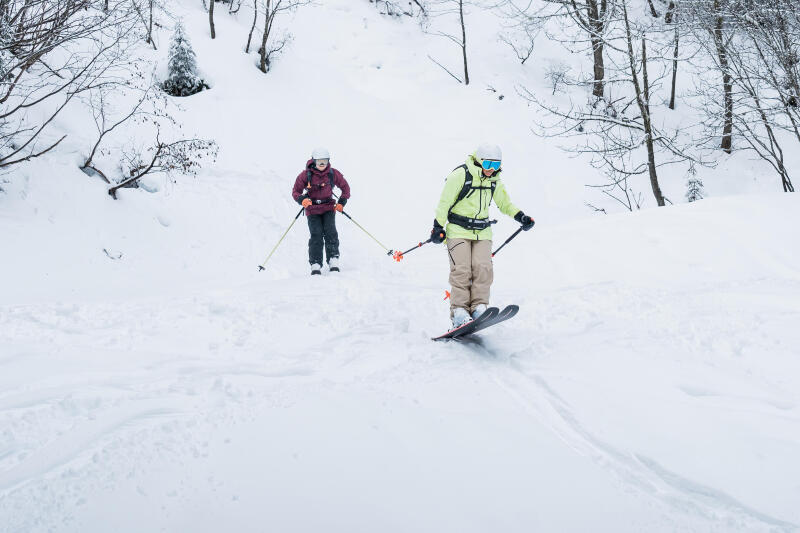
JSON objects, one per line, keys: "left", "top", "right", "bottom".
{"left": 685, "top": 162, "right": 704, "bottom": 202}
{"left": 0, "top": 15, "right": 13, "bottom": 83}
{"left": 163, "top": 21, "right": 206, "bottom": 97}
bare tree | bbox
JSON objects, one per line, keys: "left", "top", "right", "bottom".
{"left": 681, "top": 0, "right": 797, "bottom": 190}
{"left": 721, "top": 2, "right": 798, "bottom": 192}
{"left": 710, "top": 0, "right": 732, "bottom": 152}
{"left": 665, "top": 0, "right": 680, "bottom": 109}
{"left": 504, "top": 0, "right": 612, "bottom": 98}
{"left": 0, "top": 0, "right": 138, "bottom": 170}
{"left": 256, "top": 0, "right": 308, "bottom": 73}
{"left": 519, "top": 0, "right": 703, "bottom": 210}
{"left": 81, "top": 74, "right": 170, "bottom": 181}
{"left": 498, "top": 16, "right": 537, "bottom": 65}
{"left": 108, "top": 132, "right": 218, "bottom": 198}
{"left": 245, "top": 0, "right": 258, "bottom": 52}
{"left": 128, "top": 0, "right": 159, "bottom": 49}
{"left": 681, "top": 0, "right": 735, "bottom": 152}
{"left": 424, "top": 0, "right": 472, "bottom": 85}
{"left": 621, "top": 0, "right": 664, "bottom": 205}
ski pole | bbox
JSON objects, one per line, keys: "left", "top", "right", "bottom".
{"left": 339, "top": 210, "right": 393, "bottom": 257}
{"left": 491, "top": 227, "right": 524, "bottom": 258}
{"left": 393, "top": 238, "right": 432, "bottom": 261}
{"left": 257, "top": 207, "right": 304, "bottom": 271}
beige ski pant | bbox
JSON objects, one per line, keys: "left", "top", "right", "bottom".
{"left": 446, "top": 238, "right": 493, "bottom": 315}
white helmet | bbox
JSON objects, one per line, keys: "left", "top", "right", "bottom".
{"left": 476, "top": 143, "right": 502, "bottom": 161}
{"left": 311, "top": 147, "right": 330, "bottom": 160}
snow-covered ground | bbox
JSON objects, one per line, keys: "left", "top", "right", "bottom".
{"left": 2, "top": 0, "right": 799, "bottom": 531}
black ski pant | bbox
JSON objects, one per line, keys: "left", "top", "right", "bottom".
{"left": 307, "top": 210, "right": 339, "bottom": 265}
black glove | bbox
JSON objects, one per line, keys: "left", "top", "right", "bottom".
{"left": 514, "top": 211, "right": 535, "bottom": 231}
{"left": 431, "top": 220, "right": 446, "bottom": 244}
{"left": 338, "top": 197, "right": 347, "bottom": 206}
{"left": 297, "top": 194, "right": 308, "bottom": 205}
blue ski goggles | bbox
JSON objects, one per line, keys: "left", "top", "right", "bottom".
{"left": 481, "top": 159, "right": 501, "bottom": 171}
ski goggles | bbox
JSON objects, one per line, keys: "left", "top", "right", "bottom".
{"left": 481, "top": 159, "right": 501, "bottom": 171}
{"left": 314, "top": 158, "right": 329, "bottom": 165}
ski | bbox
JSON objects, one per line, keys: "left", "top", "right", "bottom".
{"left": 432, "top": 307, "right": 499, "bottom": 341}
{"left": 431, "top": 305, "right": 519, "bottom": 341}
{"left": 469, "top": 304, "right": 519, "bottom": 335}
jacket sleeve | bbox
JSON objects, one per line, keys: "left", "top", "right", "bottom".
{"left": 334, "top": 170, "right": 350, "bottom": 200}
{"left": 434, "top": 167, "right": 467, "bottom": 227}
{"left": 292, "top": 173, "right": 306, "bottom": 202}
{"left": 493, "top": 179, "right": 521, "bottom": 218}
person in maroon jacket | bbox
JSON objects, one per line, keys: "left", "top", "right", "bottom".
{"left": 292, "top": 147, "right": 351, "bottom": 275}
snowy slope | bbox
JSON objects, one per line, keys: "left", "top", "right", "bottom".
{"left": 2, "top": 190, "right": 799, "bottom": 532}
{"left": 2, "top": 0, "right": 800, "bottom": 531}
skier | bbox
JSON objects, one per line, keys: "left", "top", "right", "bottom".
{"left": 431, "top": 143, "right": 535, "bottom": 328}
{"left": 292, "top": 147, "right": 351, "bottom": 275}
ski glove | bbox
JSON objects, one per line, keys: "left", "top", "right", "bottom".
{"left": 301, "top": 198, "right": 312, "bottom": 208}
{"left": 431, "top": 220, "right": 446, "bottom": 244}
{"left": 514, "top": 211, "right": 535, "bottom": 231}
{"left": 297, "top": 194, "right": 309, "bottom": 206}
{"left": 338, "top": 198, "right": 347, "bottom": 206}
{"left": 334, "top": 203, "right": 344, "bottom": 212}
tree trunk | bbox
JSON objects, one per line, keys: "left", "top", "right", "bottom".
{"left": 640, "top": 38, "right": 664, "bottom": 206}
{"left": 587, "top": 0, "right": 605, "bottom": 98}
{"left": 591, "top": 36, "right": 604, "bottom": 98}
{"left": 246, "top": 0, "right": 258, "bottom": 53}
{"left": 623, "top": 1, "right": 664, "bottom": 206}
{"left": 459, "top": 0, "right": 469, "bottom": 85}
{"left": 713, "top": 0, "right": 732, "bottom": 153}
{"left": 259, "top": 1, "right": 271, "bottom": 73}
{"left": 147, "top": 0, "right": 154, "bottom": 45}
{"left": 209, "top": 0, "right": 216, "bottom": 39}
{"left": 665, "top": 0, "right": 676, "bottom": 24}
{"left": 669, "top": 26, "right": 679, "bottom": 110}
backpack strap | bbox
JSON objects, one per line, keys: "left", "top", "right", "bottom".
{"left": 306, "top": 167, "right": 336, "bottom": 195}
{"left": 448, "top": 164, "right": 472, "bottom": 216}
{"left": 448, "top": 164, "right": 497, "bottom": 214}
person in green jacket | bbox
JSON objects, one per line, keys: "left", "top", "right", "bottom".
{"left": 431, "top": 143, "right": 535, "bottom": 328}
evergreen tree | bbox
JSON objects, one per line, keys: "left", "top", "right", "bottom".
{"left": 163, "top": 21, "right": 205, "bottom": 97}
{"left": 0, "top": 13, "right": 13, "bottom": 83}
{"left": 685, "top": 163, "right": 704, "bottom": 203}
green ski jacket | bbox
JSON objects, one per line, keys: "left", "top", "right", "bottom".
{"left": 434, "top": 152, "right": 521, "bottom": 241}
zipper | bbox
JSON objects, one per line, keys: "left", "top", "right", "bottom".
{"left": 475, "top": 175, "right": 484, "bottom": 239}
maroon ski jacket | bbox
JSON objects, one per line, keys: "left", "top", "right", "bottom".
{"left": 292, "top": 160, "right": 351, "bottom": 216}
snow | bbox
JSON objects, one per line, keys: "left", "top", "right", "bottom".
{"left": 1, "top": 0, "right": 800, "bottom": 531}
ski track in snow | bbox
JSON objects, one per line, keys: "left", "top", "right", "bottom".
{"left": 482, "top": 354, "right": 797, "bottom": 532}
{"left": 455, "top": 278, "right": 800, "bottom": 532}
